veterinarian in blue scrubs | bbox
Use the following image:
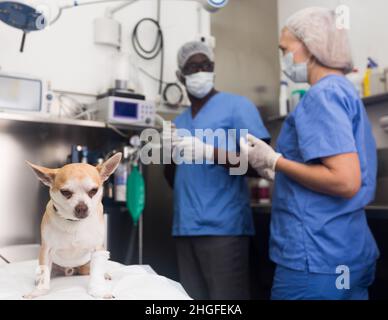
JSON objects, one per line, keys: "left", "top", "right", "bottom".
{"left": 164, "top": 41, "right": 270, "bottom": 300}
{"left": 240, "top": 7, "right": 379, "bottom": 300}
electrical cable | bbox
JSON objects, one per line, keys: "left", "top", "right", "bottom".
{"left": 138, "top": 67, "right": 169, "bottom": 85}
{"left": 49, "top": 8, "right": 63, "bottom": 26}
{"left": 73, "top": 107, "right": 99, "bottom": 119}
{"left": 58, "top": 94, "right": 87, "bottom": 119}
{"left": 131, "top": 0, "right": 164, "bottom": 94}
{"left": 107, "top": 124, "right": 130, "bottom": 138}
{"left": 139, "top": 67, "right": 184, "bottom": 108}
{"left": 131, "top": 19, "right": 163, "bottom": 61}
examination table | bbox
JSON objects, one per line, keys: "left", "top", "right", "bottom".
{"left": 0, "top": 260, "right": 191, "bottom": 300}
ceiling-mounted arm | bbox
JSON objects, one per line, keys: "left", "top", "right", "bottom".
{"left": 107, "top": 0, "right": 139, "bottom": 17}
{"left": 58, "top": 0, "right": 225, "bottom": 16}
{"left": 58, "top": 0, "right": 131, "bottom": 10}
{"left": 0, "top": 0, "right": 226, "bottom": 32}
{"left": 104, "top": 0, "right": 224, "bottom": 17}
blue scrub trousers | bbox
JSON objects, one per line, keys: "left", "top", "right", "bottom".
{"left": 271, "top": 264, "right": 376, "bottom": 300}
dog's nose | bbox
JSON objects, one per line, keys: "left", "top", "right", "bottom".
{"left": 74, "top": 202, "right": 89, "bottom": 219}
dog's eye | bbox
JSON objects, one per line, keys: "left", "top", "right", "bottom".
{"left": 88, "top": 188, "right": 98, "bottom": 198}
{"left": 60, "top": 189, "right": 73, "bottom": 199}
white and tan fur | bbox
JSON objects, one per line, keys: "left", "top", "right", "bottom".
{"left": 24, "top": 153, "right": 122, "bottom": 299}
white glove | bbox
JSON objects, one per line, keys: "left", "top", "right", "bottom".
{"left": 257, "top": 168, "right": 276, "bottom": 182}
{"left": 240, "top": 134, "right": 282, "bottom": 172}
{"left": 173, "top": 136, "right": 214, "bottom": 164}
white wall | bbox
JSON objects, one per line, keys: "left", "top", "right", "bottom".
{"left": 0, "top": 0, "right": 210, "bottom": 103}
{"left": 278, "top": 0, "right": 388, "bottom": 74}
{"left": 212, "top": 0, "right": 280, "bottom": 118}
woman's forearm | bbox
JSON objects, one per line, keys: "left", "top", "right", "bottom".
{"left": 275, "top": 156, "right": 360, "bottom": 198}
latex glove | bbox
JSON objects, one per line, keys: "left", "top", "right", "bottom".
{"left": 261, "top": 168, "right": 276, "bottom": 181}
{"left": 173, "top": 136, "right": 214, "bottom": 163}
{"left": 240, "top": 134, "right": 282, "bottom": 172}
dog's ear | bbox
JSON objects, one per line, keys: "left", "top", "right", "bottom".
{"left": 26, "top": 161, "right": 58, "bottom": 187}
{"left": 97, "top": 153, "right": 122, "bottom": 182}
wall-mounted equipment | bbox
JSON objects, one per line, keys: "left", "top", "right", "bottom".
{"left": 0, "top": 72, "right": 47, "bottom": 113}
{"left": 93, "top": 16, "right": 121, "bottom": 49}
{"left": 92, "top": 95, "right": 156, "bottom": 127}
{"left": 162, "top": 83, "right": 184, "bottom": 108}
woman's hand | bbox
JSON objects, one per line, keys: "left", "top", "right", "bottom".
{"left": 173, "top": 136, "right": 215, "bottom": 163}
{"left": 240, "top": 134, "right": 282, "bottom": 172}
{"left": 240, "top": 134, "right": 361, "bottom": 197}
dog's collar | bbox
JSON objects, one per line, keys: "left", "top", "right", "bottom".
{"left": 52, "top": 204, "right": 80, "bottom": 222}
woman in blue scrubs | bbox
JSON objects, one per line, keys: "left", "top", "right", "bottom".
{"left": 241, "top": 7, "right": 379, "bottom": 300}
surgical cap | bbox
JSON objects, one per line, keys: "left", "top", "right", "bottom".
{"left": 177, "top": 41, "right": 215, "bottom": 70}
{"left": 285, "top": 7, "right": 354, "bottom": 73}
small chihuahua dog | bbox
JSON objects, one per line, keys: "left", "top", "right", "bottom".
{"left": 24, "top": 153, "right": 122, "bottom": 299}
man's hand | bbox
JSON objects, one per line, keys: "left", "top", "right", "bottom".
{"left": 173, "top": 136, "right": 215, "bottom": 164}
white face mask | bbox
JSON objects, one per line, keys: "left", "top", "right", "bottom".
{"left": 282, "top": 52, "right": 309, "bottom": 83}
{"left": 185, "top": 72, "right": 215, "bottom": 99}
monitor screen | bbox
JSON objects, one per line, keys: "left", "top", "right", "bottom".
{"left": 0, "top": 75, "right": 42, "bottom": 111}
{"left": 113, "top": 101, "right": 138, "bottom": 118}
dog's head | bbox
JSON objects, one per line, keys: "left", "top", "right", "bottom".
{"left": 27, "top": 153, "right": 122, "bottom": 221}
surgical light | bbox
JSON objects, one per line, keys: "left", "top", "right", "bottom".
{"left": 0, "top": 0, "right": 226, "bottom": 52}
{"left": 0, "top": 1, "right": 45, "bottom": 31}
{"left": 0, "top": 0, "right": 225, "bottom": 31}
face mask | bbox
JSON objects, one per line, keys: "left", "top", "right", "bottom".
{"left": 282, "top": 52, "right": 309, "bottom": 83}
{"left": 185, "top": 72, "right": 214, "bottom": 99}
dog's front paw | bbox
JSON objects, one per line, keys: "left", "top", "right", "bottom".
{"left": 23, "top": 288, "right": 49, "bottom": 299}
{"left": 88, "top": 288, "right": 115, "bottom": 300}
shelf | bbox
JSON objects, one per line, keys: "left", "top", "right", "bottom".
{"left": 0, "top": 111, "right": 106, "bottom": 128}
{"left": 264, "top": 93, "right": 388, "bottom": 122}
{"left": 0, "top": 111, "right": 162, "bottom": 132}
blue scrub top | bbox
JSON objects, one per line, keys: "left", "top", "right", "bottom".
{"left": 172, "top": 92, "right": 270, "bottom": 236}
{"left": 271, "top": 75, "right": 380, "bottom": 274}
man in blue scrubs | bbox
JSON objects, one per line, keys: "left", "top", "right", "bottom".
{"left": 163, "top": 41, "right": 270, "bottom": 300}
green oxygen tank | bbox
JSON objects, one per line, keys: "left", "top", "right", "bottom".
{"left": 126, "top": 163, "right": 145, "bottom": 226}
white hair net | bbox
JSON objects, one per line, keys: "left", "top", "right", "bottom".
{"left": 285, "top": 7, "right": 354, "bottom": 73}
{"left": 177, "top": 41, "right": 215, "bottom": 70}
